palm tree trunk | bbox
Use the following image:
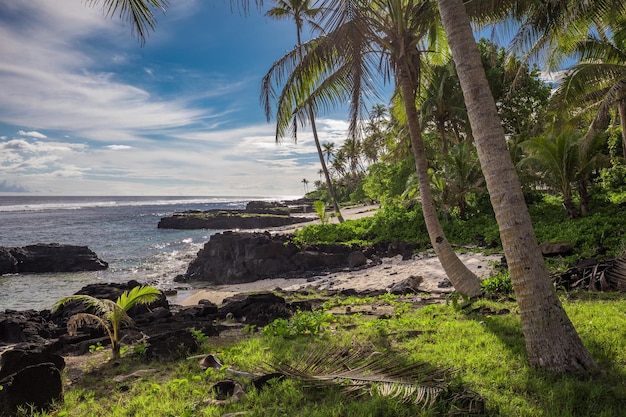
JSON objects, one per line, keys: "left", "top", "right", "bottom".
{"left": 310, "top": 109, "right": 345, "bottom": 222}
{"left": 438, "top": 0, "right": 597, "bottom": 372}
{"left": 618, "top": 100, "right": 626, "bottom": 159}
{"left": 296, "top": 21, "right": 344, "bottom": 222}
{"left": 397, "top": 64, "right": 482, "bottom": 297}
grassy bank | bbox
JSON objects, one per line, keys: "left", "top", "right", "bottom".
{"left": 33, "top": 291, "right": 626, "bottom": 417}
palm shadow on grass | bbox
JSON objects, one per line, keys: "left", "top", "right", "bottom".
{"left": 463, "top": 304, "right": 626, "bottom": 417}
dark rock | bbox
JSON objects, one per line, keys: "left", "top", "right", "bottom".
{"left": 0, "top": 363, "right": 62, "bottom": 417}
{"left": 146, "top": 329, "right": 198, "bottom": 360}
{"left": 0, "top": 249, "right": 17, "bottom": 274}
{"left": 348, "top": 251, "right": 367, "bottom": 268}
{"left": 219, "top": 292, "right": 292, "bottom": 327}
{"left": 157, "top": 210, "right": 313, "bottom": 230}
{"left": 183, "top": 232, "right": 363, "bottom": 284}
{"left": 0, "top": 350, "right": 65, "bottom": 380}
{"left": 0, "top": 243, "right": 108, "bottom": 275}
{"left": 539, "top": 241, "right": 575, "bottom": 256}
{"left": 0, "top": 310, "right": 60, "bottom": 346}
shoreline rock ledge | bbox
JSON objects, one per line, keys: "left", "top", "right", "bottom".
{"left": 158, "top": 200, "right": 316, "bottom": 230}
{"left": 0, "top": 243, "right": 108, "bottom": 275}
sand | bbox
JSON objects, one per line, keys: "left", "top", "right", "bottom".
{"left": 174, "top": 204, "right": 502, "bottom": 306}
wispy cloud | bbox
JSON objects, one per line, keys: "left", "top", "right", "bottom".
{"left": 0, "top": 1, "right": 349, "bottom": 196}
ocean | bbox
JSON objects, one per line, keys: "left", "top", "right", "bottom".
{"left": 0, "top": 196, "right": 270, "bottom": 311}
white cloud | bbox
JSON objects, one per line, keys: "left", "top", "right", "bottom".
{"left": 106, "top": 145, "right": 133, "bottom": 150}
{"left": 18, "top": 130, "right": 48, "bottom": 139}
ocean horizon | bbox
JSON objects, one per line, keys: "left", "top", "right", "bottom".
{"left": 0, "top": 195, "right": 296, "bottom": 311}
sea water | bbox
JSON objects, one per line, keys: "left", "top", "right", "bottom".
{"left": 0, "top": 196, "right": 260, "bottom": 311}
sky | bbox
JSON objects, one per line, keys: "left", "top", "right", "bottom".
{"left": 0, "top": 0, "right": 357, "bottom": 198}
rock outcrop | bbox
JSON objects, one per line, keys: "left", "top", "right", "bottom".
{"left": 157, "top": 200, "right": 315, "bottom": 230}
{"left": 181, "top": 231, "right": 368, "bottom": 284}
{"left": 0, "top": 243, "right": 108, "bottom": 275}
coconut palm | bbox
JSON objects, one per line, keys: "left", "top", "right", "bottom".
{"left": 551, "top": 19, "right": 626, "bottom": 159}
{"left": 53, "top": 285, "right": 162, "bottom": 359}
{"left": 262, "top": 0, "right": 483, "bottom": 296}
{"left": 265, "top": 0, "right": 345, "bottom": 222}
{"left": 437, "top": 0, "right": 597, "bottom": 372}
{"left": 518, "top": 130, "right": 582, "bottom": 219}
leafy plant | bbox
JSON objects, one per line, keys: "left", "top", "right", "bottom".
{"left": 264, "top": 309, "right": 334, "bottom": 338}
{"left": 314, "top": 200, "right": 330, "bottom": 225}
{"left": 481, "top": 271, "right": 514, "bottom": 296}
{"left": 188, "top": 328, "right": 208, "bottom": 345}
{"left": 88, "top": 342, "right": 105, "bottom": 354}
{"left": 53, "top": 285, "right": 162, "bottom": 359}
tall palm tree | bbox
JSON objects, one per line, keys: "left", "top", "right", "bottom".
{"left": 437, "top": 0, "right": 597, "bottom": 372}
{"left": 265, "top": 0, "right": 345, "bottom": 222}
{"left": 263, "top": 0, "right": 483, "bottom": 296}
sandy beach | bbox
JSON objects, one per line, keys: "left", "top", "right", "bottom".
{"left": 174, "top": 204, "right": 502, "bottom": 306}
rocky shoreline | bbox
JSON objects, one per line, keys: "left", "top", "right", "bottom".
{"left": 158, "top": 199, "right": 317, "bottom": 230}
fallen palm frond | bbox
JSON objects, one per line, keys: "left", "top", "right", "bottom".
{"left": 269, "top": 346, "right": 468, "bottom": 410}
{"left": 605, "top": 256, "right": 626, "bottom": 291}
{"left": 554, "top": 256, "right": 626, "bottom": 292}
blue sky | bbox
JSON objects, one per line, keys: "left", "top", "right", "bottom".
{"left": 0, "top": 0, "right": 354, "bottom": 197}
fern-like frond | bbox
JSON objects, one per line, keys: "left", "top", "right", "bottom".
{"left": 270, "top": 346, "right": 452, "bottom": 408}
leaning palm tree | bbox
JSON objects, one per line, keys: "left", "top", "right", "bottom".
{"left": 53, "top": 285, "right": 162, "bottom": 359}
{"left": 265, "top": 0, "right": 345, "bottom": 222}
{"left": 437, "top": 0, "right": 597, "bottom": 372}
{"left": 262, "top": 0, "right": 483, "bottom": 296}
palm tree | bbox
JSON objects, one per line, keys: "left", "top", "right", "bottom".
{"left": 419, "top": 60, "right": 467, "bottom": 157}
{"left": 265, "top": 0, "right": 345, "bottom": 222}
{"left": 437, "top": 0, "right": 597, "bottom": 372}
{"left": 302, "top": 177, "right": 310, "bottom": 194}
{"left": 263, "top": 0, "right": 483, "bottom": 296}
{"left": 551, "top": 19, "right": 626, "bottom": 159}
{"left": 518, "top": 130, "right": 582, "bottom": 219}
{"left": 53, "top": 285, "right": 162, "bottom": 359}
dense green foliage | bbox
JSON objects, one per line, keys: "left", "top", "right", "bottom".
{"left": 294, "top": 196, "right": 626, "bottom": 267}
{"left": 37, "top": 293, "right": 626, "bottom": 417}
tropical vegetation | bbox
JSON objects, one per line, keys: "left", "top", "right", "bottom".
{"left": 52, "top": 0, "right": 626, "bottom": 409}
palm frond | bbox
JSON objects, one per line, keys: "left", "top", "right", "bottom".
{"left": 606, "top": 256, "right": 626, "bottom": 291}
{"left": 116, "top": 285, "right": 162, "bottom": 311}
{"left": 270, "top": 346, "right": 453, "bottom": 408}
{"left": 85, "top": 0, "right": 168, "bottom": 44}
{"left": 66, "top": 313, "right": 111, "bottom": 337}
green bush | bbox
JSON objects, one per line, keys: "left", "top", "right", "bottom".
{"left": 481, "top": 271, "right": 514, "bottom": 295}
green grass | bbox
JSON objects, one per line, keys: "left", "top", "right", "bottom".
{"left": 28, "top": 293, "right": 626, "bottom": 417}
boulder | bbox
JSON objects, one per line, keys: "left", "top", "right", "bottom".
{"left": 0, "top": 350, "right": 65, "bottom": 380}
{"left": 0, "top": 243, "right": 108, "bottom": 274}
{"left": 0, "top": 363, "right": 62, "bottom": 417}
{"left": 219, "top": 292, "right": 292, "bottom": 327}
{"left": 182, "top": 232, "right": 364, "bottom": 284}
